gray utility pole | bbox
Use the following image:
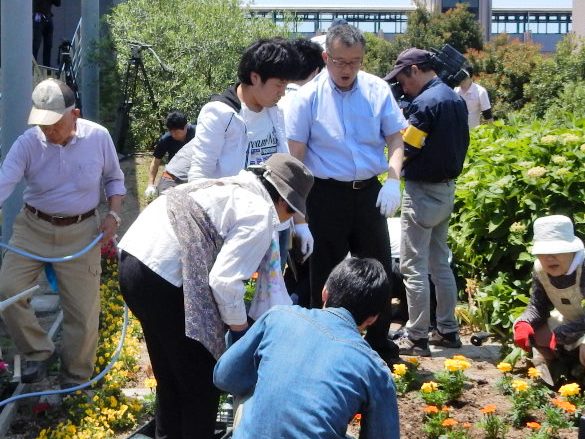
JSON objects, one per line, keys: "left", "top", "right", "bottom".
{"left": 1, "top": 1, "right": 32, "bottom": 243}
{"left": 81, "top": 0, "right": 100, "bottom": 122}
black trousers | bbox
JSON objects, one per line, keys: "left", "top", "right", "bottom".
{"left": 307, "top": 178, "right": 395, "bottom": 352}
{"left": 32, "top": 17, "right": 54, "bottom": 67}
{"left": 119, "top": 251, "right": 220, "bottom": 439}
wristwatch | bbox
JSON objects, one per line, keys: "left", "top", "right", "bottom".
{"left": 107, "top": 210, "right": 122, "bottom": 227}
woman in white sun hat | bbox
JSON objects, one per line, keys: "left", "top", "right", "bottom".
{"left": 513, "top": 215, "right": 585, "bottom": 382}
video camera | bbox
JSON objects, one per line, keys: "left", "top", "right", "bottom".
{"left": 389, "top": 44, "right": 468, "bottom": 106}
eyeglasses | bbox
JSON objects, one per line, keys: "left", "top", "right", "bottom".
{"left": 327, "top": 55, "right": 362, "bottom": 69}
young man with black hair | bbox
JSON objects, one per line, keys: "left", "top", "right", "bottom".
{"left": 278, "top": 38, "right": 325, "bottom": 115}
{"left": 214, "top": 257, "right": 400, "bottom": 439}
{"left": 188, "top": 38, "right": 300, "bottom": 180}
{"left": 145, "top": 110, "right": 195, "bottom": 197}
{"left": 188, "top": 37, "right": 316, "bottom": 265}
{"left": 384, "top": 48, "right": 469, "bottom": 356}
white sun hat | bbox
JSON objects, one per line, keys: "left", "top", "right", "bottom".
{"left": 531, "top": 215, "right": 584, "bottom": 255}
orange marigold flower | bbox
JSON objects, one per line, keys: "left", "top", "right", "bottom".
{"left": 551, "top": 398, "right": 577, "bottom": 413}
{"left": 480, "top": 404, "right": 497, "bottom": 414}
{"left": 442, "top": 418, "right": 458, "bottom": 427}
{"left": 424, "top": 405, "right": 439, "bottom": 414}
{"left": 442, "top": 406, "right": 451, "bottom": 412}
{"left": 526, "top": 422, "right": 541, "bottom": 430}
{"left": 463, "top": 422, "right": 472, "bottom": 429}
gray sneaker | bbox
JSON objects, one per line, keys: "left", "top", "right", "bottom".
{"left": 396, "top": 335, "right": 431, "bottom": 357}
{"left": 429, "top": 330, "right": 462, "bottom": 348}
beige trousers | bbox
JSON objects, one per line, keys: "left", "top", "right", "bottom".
{"left": 0, "top": 209, "right": 101, "bottom": 384}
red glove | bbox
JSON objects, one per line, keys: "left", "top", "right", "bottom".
{"left": 549, "top": 332, "right": 557, "bottom": 351}
{"left": 513, "top": 321, "right": 534, "bottom": 352}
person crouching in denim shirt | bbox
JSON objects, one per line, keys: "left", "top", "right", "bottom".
{"left": 214, "top": 257, "right": 400, "bottom": 438}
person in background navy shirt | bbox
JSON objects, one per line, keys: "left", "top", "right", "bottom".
{"left": 145, "top": 110, "right": 195, "bottom": 198}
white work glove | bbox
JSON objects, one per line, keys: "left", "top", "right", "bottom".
{"left": 144, "top": 185, "right": 158, "bottom": 198}
{"left": 376, "top": 179, "right": 401, "bottom": 217}
{"left": 294, "top": 223, "right": 314, "bottom": 263}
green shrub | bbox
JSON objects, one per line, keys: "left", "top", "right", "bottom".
{"left": 450, "top": 119, "right": 585, "bottom": 335}
{"left": 104, "top": 0, "right": 285, "bottom": 152}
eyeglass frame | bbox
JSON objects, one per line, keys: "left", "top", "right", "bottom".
{"left": 326, "top": 54, "right": 363, "bottom": 69}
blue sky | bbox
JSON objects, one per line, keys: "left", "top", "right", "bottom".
{"left": 249, "top": 0, "right": 572, "bottom": 8}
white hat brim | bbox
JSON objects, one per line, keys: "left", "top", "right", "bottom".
{"left": 28, "top": 108, "right": 65, "bottom": 126}
{"left": 531, "top": 237, "right": 584, "bottom": 255}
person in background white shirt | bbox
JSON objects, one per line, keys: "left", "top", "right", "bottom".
{"left": 455, "top": 65, "right": 494, "bottom": 129}
{"left": 118, "top": 154, "right": 313, "bottom": 439}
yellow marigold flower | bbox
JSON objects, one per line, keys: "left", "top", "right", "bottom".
{"left": 527, "top": 367, "right": 540, "bottom": 379}
{"left": 424, "top": 405, "right": 439, "bottom": 414}
{"left": 442, "top": 418, "right": 458, "bottom": 427}
{"left": 559, "top": 383, "right": 581, "bottom": 397}
{"left": 393, "top": 363, "right": 408, "bottom": 377}
{"left": 527, "top": 421, "right": 541, "bottom": 430}
{"left": 445, "top": 358, "right": 471, "bottom": 372}
{"left": 406, "top": 357, "right": 420, "bottom": 366}
{"left": 144, "top": 377, "right": 157, "bottom": 388}
{"left": 452, "top": 354, "right": 467, "bottom": 361}
{"left": 421, "top": 381, "right": 439, "bottom": 393}
{"left": 481, "top": 404, "right": 497, "bottom": 414}
{"left": 512, "top": 379, "right": 529, "bottom": 392}
{"left": 497, "top": 362, "right": 512, "bottom": 373}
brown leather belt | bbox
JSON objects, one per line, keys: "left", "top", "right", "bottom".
{"left": 314, "top": 176, "right": 377, "bottom": 190}
{"left": 25, "top": 204, "right": 96, "bottom": 226}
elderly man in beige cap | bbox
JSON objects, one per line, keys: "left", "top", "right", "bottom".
{"left": 0, "top": 78, "right": 125, "bottom": 387}
{"left": 514, "top": 215, "right": 585, "bottom": 384}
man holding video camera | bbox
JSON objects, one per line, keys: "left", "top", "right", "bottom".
{"left": 384, "top": 48, "right": 469, "bottom": 357}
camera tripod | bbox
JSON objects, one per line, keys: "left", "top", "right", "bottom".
{"left": 56, "top": 40, "right": 82, "bottom": 114}
{"left": 114, "top": 41, "right": 171, "bottom": 153}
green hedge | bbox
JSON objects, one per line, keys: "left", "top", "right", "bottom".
{"left": 450, "top": 119, "right": 585, "bottom": 335}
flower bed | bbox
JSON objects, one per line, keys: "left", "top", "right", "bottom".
{"left": 349, "top": 354, "right": 580, "bottom": 438}
{"left": 34, "top": 243, "right": 147, "bottom": 439}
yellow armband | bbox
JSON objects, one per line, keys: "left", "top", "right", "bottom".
{"left": 402, "top": 125, "right": 428, "bottom": 149}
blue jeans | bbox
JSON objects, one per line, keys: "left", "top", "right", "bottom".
{"left": 400, "top": 180, "right": 459, "bottom": 340}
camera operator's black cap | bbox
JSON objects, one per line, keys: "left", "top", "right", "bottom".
{"left": 384, "top": 48, "right": 432, "bottom": 82}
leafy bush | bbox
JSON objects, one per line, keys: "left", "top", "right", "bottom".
{"left": 104, "top": 0, "right": 284, "bottom": 151}
{"left": 466, "top": 35, "right": 543, "bottom": 120}
{"left": 450, "top": 119, "right": 585, "bottom": 335}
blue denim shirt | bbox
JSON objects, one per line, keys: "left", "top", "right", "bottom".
{"left": 214, "top": 305, "right": 400, "bottom": 438}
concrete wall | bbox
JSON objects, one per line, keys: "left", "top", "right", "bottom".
{"left": 574, "top": 0, "right": 585, "bottom": 38}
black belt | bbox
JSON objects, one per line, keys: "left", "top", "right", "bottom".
{"left": 25, "top": 204, "right": 96, "bottom": 226}
{"left": 314, "top": 176, "right": 377, "bottom": 190}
